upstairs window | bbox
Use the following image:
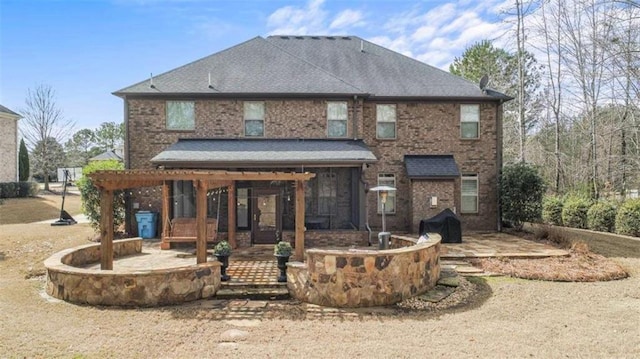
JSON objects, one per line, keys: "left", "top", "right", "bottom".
{"left": 376, "top": 104, "right": 396, "bottom": 139}
{"left": 166, "top": 101, "right": 195, "bottom": 130}
{"left": 327, "top": 102, "right": 348, "bottom": 138}
{"left": 460, "top": 104, "right": 480, "bottom": 139}
{"left": 244, "top": 101, "right": 265, "bottom": 137}
{"left": 461, "top": 174, "right": 479, "bottom": 213}
{"left": 377, "top": 173, "right": 396, "bottom": 214}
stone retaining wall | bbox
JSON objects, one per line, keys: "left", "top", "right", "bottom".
{"left": 45, "top": 238, "right": 221, "bottom": 307}
{"left": 286, "top": 233, "right": 441, "bottom": 307}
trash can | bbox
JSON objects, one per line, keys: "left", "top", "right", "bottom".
{"left": 135, "top": 211, "right": 158, "bottom": 239}
{"left": 378, "top": 232, "right": 391, "bottom": 250}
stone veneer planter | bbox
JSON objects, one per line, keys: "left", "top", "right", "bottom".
{"left": 44, "top": 238, "right": 221, "bottom": 307}
{"left": 286, "top": 233, "right": 441, "bottom": 307}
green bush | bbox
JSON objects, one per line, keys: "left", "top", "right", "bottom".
{"left": 0, "top": 182, "right": 39, "bottom": 199}
{"left": 77, "top": 160, "right": 125, "bottom": 230}
{"left": 562, "top": 197, "right": 591, "bottom": 229}
{"left": 587, "top": 201, "right": 617, "bottom": 232}
{"left": 615, "top": 199, "right": 640, "bottom": 237}
{"left": 500, "top": 163, "right": 546, "bottom": 230}
{"left": 542, "top": 196, "right": 563, "bottom": 225}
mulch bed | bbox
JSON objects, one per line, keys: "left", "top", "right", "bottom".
{"left": 470, "top": 242, "right": 629, "bottom": 282}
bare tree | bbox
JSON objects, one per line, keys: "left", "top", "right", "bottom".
{"left": 20, "top": 84, "right": 75, "bottom": 191}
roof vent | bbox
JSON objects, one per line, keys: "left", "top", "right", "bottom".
{"left": 341, "top": 36, "right": 351, "bottom": 40}
{"left": 149, "top": 73, "right": 155, "bottom": 88}
{"left": 311, "top": 36, "right": 320, "bottom": 40}
{"left": 326, "top": 36, "right": 335, "bottom": 40}
{"left": 280, "top": 36, "right": 290, "bottom": 39}
{"left": 295, "top": 36, "right": 304, "bottom": 39}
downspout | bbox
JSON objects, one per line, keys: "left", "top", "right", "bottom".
{"left": 352, "top": 95, "right": 358, "bottom": 139}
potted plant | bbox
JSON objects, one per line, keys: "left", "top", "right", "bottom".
{"left": 213, "top": 240, "right": 231, "bottom": 281}
{"left": 274, "top": 240, "right": 293, "bottom": 282}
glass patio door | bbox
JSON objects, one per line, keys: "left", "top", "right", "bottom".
{"left": 252, "top": 188, "right": 281, "bottom": 244}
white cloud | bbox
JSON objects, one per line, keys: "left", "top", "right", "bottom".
{"left": 267, "top": 0, "right": 329, "bottom": 35}
{"left": 330, "top": 9, "right": 365, "bottom": 30}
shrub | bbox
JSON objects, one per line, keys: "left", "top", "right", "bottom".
{"left": 562, "top": 197, "right": 591, "bottom": 229}
{"left": 587, "top": 201, "right": 617, "bottom": 232}
{"left": 542, "top": 196, "right": 563, "bottom": 225}
{"left": 533, "top": 225, "right": 573, "bottom": 249}
{"left": 615, "top": 199, "right": 640, "bottom": 237}
{"left": 500, "top": 163, "right": 546, "bottom": 230}
{"left": 0, "top": 182, "right": 39, "bottom": 199}
{"left": 77, "top": 160, "right": 125, "bottom": 231}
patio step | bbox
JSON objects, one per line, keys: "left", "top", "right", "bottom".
{"left": 216, "top": 284, "right": 290, "bottom": 300}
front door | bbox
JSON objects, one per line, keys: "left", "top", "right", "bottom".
{"left": 252, "top": 188, "right": 281, "bottom": 244}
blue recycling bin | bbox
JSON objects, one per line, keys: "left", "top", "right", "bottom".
{"left": 135, "top": 211, "right": 158, "bottom": 239}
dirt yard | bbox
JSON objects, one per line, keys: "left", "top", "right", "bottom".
{"left": 1, "top": 196, "right": 639, "bottom": 358}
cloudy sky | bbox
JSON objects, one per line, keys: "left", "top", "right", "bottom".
{"left": 1, "top": 0, "right": 514, "bottom": 131}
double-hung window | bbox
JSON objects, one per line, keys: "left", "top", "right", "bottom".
{"left": 461, "top": 175, "right": 479, "bottom": 213}
{"left": 377, "top": 174, "right": 396, "bottom": 214}
{"left": 166, "top": 101, "right": 195, "bottom": 130}
{"left": 376, "top": 104, "right": 396, "bottom": 139}
{"left": 460, "top": 104, "right": 480, "bottom": 139}
{"left": 244, "top": 101, "right": 265, "bottom": 137}
{"left": 327, "top": 102, "right": 348, "bottom": 138}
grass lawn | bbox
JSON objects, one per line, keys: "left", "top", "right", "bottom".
{"left": 0, "top": 191, "right": 83, "bottom": 225}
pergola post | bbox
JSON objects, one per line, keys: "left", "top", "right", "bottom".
{"left": 227, "top": 182, "right": 236, "bottom": 248}
{"left": 295, "top": 180, "right": 305, "bottom": 260}
{"left": 195, "top": 180, "right": 208, "bottom": 264}
{"left": 100, "top": 189, "right": 114, "bottom": 270}
{"left": 161, "top": 181, "right": 171, "bottom": 249}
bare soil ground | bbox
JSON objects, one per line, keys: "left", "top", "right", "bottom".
{"left": 1, "top": 198, "right": 639, "bottom": 358}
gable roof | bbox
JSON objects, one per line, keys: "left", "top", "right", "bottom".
{"left": 151, "top": 138, "right": 377, "bottom": 168}
{"left": 114, "top": 36, "right": 507, "bottom": 100}
{"left": 0, "top": 104, "right": 20, "bottom": 118}
{"left": 90, "top": 150, "right": 123, "bottom": 162}
{"left": 404, "top": 155, "right": 460, "bottom": 179}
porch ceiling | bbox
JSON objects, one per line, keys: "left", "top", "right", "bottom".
{"left": 88, "top": 169, "right": 316, "bottom": 190}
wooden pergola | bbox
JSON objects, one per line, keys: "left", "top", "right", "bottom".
{"left": 88, "top": 169, "right": 315, "bottom": 270}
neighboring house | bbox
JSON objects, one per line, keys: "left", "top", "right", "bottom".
{"left": 0, "top": 104, "right": 21, "bottom": 182}
{"left": 89, "top": 149, "right": 123, "bottom": 162}
{"left": 114, "top": 35, "right": 510, "bottom": 246}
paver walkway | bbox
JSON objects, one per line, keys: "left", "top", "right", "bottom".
{"left": 441, "top": 232, "right": 569, "bottom": 259}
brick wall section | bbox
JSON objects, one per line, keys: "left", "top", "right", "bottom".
{"left": 411, "top": 179, "right": 456, "bottom": 233}
{"left": 0, "top": 116, "right": 18, "bottom": 182}
{"left": 126, "top": 97, "right": 500, "bottom": 234}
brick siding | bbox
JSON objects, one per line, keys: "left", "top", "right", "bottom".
{"left": 126, "top": 97, "right": 500, "bottom": 235}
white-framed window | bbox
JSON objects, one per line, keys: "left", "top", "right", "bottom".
{"left": 244, "top": 101, "right": 265, "bottom": 137}
{"left": 166, "top": 101, "right": 195, "bottom": 130}
{"left": 327, "top": 102, "right": 348, "bottom": 138}
{"left": 460, "top": 104, "right": 480, "bottom": 139}
{"left": 318, "top": 172, "right": 337, "bottom": 215}
{"left": 377, "top": 173, "right": 396, "bottom": 214}
{"left": 376, "top": 104, "right": 396, "bottom": 139}
{"left": 461, "top": 174, "right": 479, "bottom": 213}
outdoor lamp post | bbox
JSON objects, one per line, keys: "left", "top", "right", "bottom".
{"left": 370, "top": 185, "right": 396, "bottom": 249}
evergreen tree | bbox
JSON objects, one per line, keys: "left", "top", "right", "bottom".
{"left": 18, "top": 139, "right": 30, "bottom": 181}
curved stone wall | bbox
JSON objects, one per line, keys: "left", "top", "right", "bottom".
{"left": 45, "top": 238, "right": 221, "bottom": 307}
{"left": 286, "top": 234, "right": 441, "bottom": 307}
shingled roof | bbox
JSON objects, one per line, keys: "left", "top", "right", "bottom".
{"left": 0, "top": 104, "right": 20, "bottom": 117}
{"left": 114, "top": 36, "right": 507, "bottom": 100}
{"left": 404, "top": 155, "right": 460, "bottom": 179}
{"left": 151, "top": 138, "right": 377, "bottom": 168}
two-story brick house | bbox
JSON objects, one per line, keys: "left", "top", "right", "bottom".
{"left": 114, "top": 36, "right": 509, "bottom": 247}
